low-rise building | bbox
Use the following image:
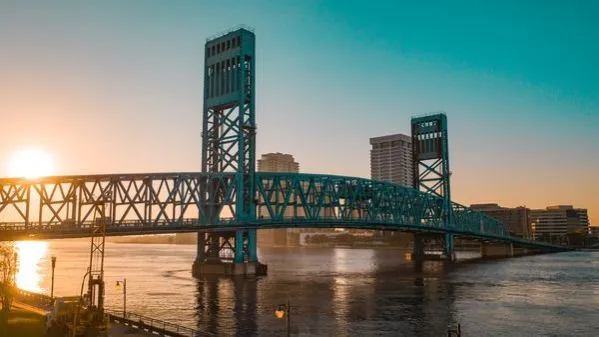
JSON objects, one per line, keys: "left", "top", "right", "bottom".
{"left": 470, "top": 203, "right": 530, "bottom": 239}
{"left": 529, "top": 205, "right": 589, "bottom": 243}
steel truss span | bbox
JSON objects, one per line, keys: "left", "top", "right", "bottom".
{"left": 0, "top": 172, "right": 564, "bottom": 250}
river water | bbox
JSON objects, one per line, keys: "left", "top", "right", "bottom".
{"left": 12, "top": 239, "right": 599, "bottom": 336}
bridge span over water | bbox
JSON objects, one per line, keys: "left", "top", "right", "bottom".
{"left": 0, "top": 27, "right": 569, "bottom": 277}
{"left": 0, "top": 172, "right": 566, "bottom": 251}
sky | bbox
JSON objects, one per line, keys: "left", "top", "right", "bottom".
{"left": 0, "top": 1, "right": 597, "bottom": 225}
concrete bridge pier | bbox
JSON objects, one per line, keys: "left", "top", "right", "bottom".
{"left": 444, "top": 233, "right": 456, "bottom": 262}
{"left": 412, "top": 233, "right": 456, "bottom": 262}
{"left": 480, "top": 242, "right": 514, "bottom": 259}
{"left": 192, "top": 229, "right": 267, "bottom": 277}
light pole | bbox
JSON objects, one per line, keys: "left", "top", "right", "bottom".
{"left": 115, "top": 278, "right": 126, "bottom": 317}
{"left": 51, "top": 256, "right": 56, "bottom": 299}
{"left": 286, "top": 300, "right": 291, "bottom": 337}
{"left": 275, "top": 300, "right": 291, "bottom": 337}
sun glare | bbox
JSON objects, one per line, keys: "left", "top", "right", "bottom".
{"left": 15, "top": 241, "right": 48, "bottom": 292}
{"left": 8, "top": 148, "right": 55, "bottom": 179}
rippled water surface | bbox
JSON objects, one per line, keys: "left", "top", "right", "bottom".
{"left": 17, "top": 240, "right": 599, "bottom": 336}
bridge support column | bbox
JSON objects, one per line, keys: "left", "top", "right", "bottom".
{"left": 412, "top": 233, "right": 456, "bottom": 261}
{"left": 192, "top": 230, "right": 267, "bottom": 277}
{"left": 248, "top": 229, "right": 257, "bottom": 263}
{"left": 444, "top": 234, "right": 456, "bottom": 262}
{"left": 412, "top": 234, "right": 425, "bottom": 258}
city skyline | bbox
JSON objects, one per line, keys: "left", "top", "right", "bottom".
{"left": 0, "top": 1, "right": 597, "bottom": 225}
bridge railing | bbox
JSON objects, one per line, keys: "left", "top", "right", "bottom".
{"left": 0, "top": 218, "right": 203, "bottom": 232}
{"left": 0, "top": 284, "right": 54, "bottom": 311}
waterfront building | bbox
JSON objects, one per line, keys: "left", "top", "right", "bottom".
{"left": 257, "top": 153, "right": 299, "bottom": 246}
{"left": 470, "top": 203, "right": 530, "bottom": 239}
{"left": 529, "top": 205, "right": 589, "bottom": 243}
{"left": 590, "top": 226, "right": 599, "bottom": 237}
{"left": 369, "top": 133, "right": 413, "bottom": 187}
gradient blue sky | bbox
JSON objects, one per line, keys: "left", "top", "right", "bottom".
{"left": 0, "top": 1, "right": 597, "bottom": 224}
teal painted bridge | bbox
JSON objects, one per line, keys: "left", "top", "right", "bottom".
{"left": 0, "top": 172, "right": 566, "bottom": 252}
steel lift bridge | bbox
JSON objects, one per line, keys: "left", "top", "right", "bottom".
{"left": 0, "top": 27, "right": 569, "bottom": 276}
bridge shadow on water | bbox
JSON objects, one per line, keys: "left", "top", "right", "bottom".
{"left": 193, "top": 248, "right": 463, "bottom": 336}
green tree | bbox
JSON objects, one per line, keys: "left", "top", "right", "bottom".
{"left": 0, "top": 242, "right": 17, "bottom": 316}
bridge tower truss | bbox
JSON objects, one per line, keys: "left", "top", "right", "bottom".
{"left": 194, "top": 27, "right": 258, "bottom": 274}
{"left": 411, "top": 113, "right": 455, "bottom": 260}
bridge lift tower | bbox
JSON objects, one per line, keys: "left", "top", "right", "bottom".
{"left": 411, "top": 113, "right": 456, "bottom": 261}
{"left": 192, "top": 27, "right": 265, "bottom": 277}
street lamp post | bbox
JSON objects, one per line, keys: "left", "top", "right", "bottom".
{"left": 286, "top": 300, "right": 291, "bottom": 337}
{"left": 116, "top": 278, "right": 126, "bottom": 317}
{"left": 51, "top": 256, "right": 56, "bottom": 299}
{"left": 275, "top": 300, "right": 291, "bottom": 337}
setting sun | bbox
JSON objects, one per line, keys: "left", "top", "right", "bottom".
{"left": 7, "top": 147, "right": 55, "bottom": 179}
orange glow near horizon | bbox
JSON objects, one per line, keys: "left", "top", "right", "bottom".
{"left": 7, "top": 147, "right": 55, "bottom": 179}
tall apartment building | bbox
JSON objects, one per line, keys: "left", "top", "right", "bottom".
{"left": 257, "top": 153, "right": 299, "bottom": 246}
{"left": 370, "top": 133, "right": 412, "bottom": 239}
{"left": 257, "top": 153, "right": 299, "bottom": 172}
{"left": 369, "top": 133, "right": 413, "bottom": 187}
{"left": 529, "top": 205, "right": 589, "bottom": 242}
{"left": 470, "top": 203, "right": 530, "bottom": 239}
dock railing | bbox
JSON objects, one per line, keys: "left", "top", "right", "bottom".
{"left": 106, "top": 309, "right": 216, "bottom": 337}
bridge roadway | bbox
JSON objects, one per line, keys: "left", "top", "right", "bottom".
{"left": 0, "top": 172, "right": 567, "bottom": 252}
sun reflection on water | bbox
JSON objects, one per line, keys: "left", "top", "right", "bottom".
{"left": 15, "top": 241, "right": 48, "bottom": 292}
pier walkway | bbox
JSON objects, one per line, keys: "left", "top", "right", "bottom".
{"left": 2, "top": 285, "right": 212, "bottom": 337}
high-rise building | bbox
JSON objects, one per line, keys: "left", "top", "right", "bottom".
{"left": 529, "top": 205, "right": 589, "bottom": 242}
{"left": 257, "top": 153, "right": 299, "bottom": 246}
{"left": 257, "top": 153, "right": 299, "bottom": 172}
{"left": 369, "top": 133, "right": 413, "bottom": 187}
{"left": 470, "top": 203, "right": 530, "bottom": 239}
{"left": 370, "top": 133, "right": 412, "bottom": 239}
